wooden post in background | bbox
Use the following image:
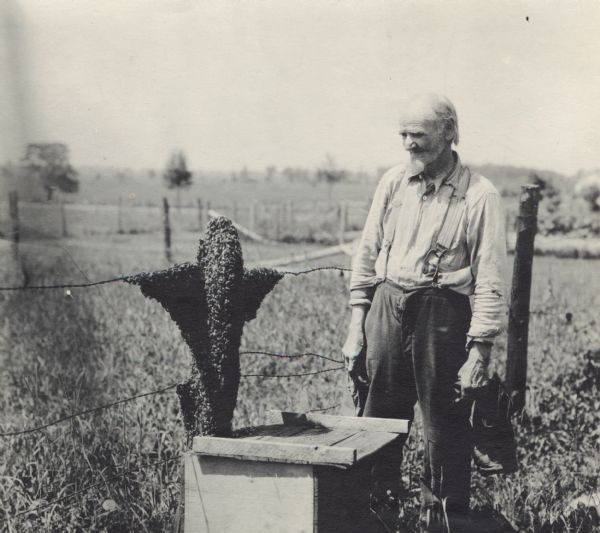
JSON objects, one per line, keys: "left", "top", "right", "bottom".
{"left": 249, "top": 201, "right": 257, "bottom": 232}
{"left": 197, "top": 199, "right": 206, "bottom": 232}
{"left": 60, "top": 201, "right": 68, "bottom": 238}
{"left": 163, "top": 197, "right": 172, "bottom": 263}
{"left": 285, "top": 199, "right": 294, "bottom": 228}
{"left": 117, "top": 196, "right": 124, "bottom": 234}
{"left": 8, "top": 190, "right": 19, "bottom": 262}
{"left": 274, "top": 203, "right": 281, "bottom": 241}
{"left": 231, "top": 201, "right": 239, "bottom": 223}
{"left": 338, "top": 202, "right": 347, "bottom": 245}
{"left": 506, "top": 184, "right": 541, "bottom": 414}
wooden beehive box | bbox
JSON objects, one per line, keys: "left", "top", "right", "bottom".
{"left": 183, "top": 411, "right": 409, "bottom": 533}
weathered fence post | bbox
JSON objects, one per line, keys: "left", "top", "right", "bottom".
{"left": 249, "top": 201, "right": 257, "bottom": 232}
{"left": 231, "top": 201, "right": 239, "bottom": 223}
{"left": 8, "top": 190, "right": 19, "bottom": 262}
{"left": 338, "top": 202, "right": 347, "bottom": 245}
{"left": 60, "top": 201, "right": 68, "bottom": 238}
{"left": 197, "top": 199, "right": 205, "bottom": 232}
{"left": 285, "top": 199, "right": 294, "bottom": 227}
{"left": 506, "top": 184, "right": 541, "bottom": 413}
{"left": 117, "top": 196, "right": 124, "bottom": 234}
{"left": 163, "top": 197, "right": 172, "bottom": 263}
{"left": 274, "top": 203, "right": 281, "bottom": 241}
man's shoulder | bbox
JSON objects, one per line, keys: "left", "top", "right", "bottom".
{"left": 376, "top": 163, "right": 408, "bottom": 190}
{"left": 465, "top": 169, "right": 501, "bottom": 203}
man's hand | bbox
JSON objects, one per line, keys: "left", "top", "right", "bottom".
{"left": 457, "top": 341, "right": 492, "bottom": 400}
{"left": 342, "top": 306, "right": 369, "bottom": 385}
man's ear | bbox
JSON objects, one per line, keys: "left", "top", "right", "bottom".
{"left": 443, "top": 119, "right": 456, "bottom": 143}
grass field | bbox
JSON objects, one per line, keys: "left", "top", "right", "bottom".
{"left": 1, "top": 225, "right": 599, "bottom": 531}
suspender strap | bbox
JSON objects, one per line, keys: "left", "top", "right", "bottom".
{"left": 422, "top": 166, "right": 471, "bottom": 278}
{"left": 435, "top": 166, "right": 471, "bottom": 250}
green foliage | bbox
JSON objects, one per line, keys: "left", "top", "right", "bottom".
{"left": 22, "top": 143, "right": 79, "bottom": 201}
{"left": 163, "top": 150, "right": 192, "bottom": 191}
{"left": 316, "top": 154, "right": 347, "bottom": 189}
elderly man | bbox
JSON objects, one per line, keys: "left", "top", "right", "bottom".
{"left": 342, "top": 94, "right": 506, "bottom": 531}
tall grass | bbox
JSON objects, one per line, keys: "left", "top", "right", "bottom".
{"left": 1, "top": 240, "right": 599, "bottom": 531}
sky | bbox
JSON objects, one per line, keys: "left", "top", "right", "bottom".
{"left": 2, "top": 0, "right": 600, "bottom": 175}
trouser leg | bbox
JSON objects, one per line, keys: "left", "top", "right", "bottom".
{"left": 362, "top": 282, "right": 417, "bottom": 494}
{"left": 409, "top": 289, "right": 473, "bottom": 513}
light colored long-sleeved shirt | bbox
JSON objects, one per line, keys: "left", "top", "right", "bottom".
{"left": 350, "top": 152, "right": 507, "bottom": 342}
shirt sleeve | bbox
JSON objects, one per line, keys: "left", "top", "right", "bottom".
{"left": 349, "top": 170, "right": 395, "bottom": 306}
{"left": 466, "top": 191, "right": 508, "bottom": 341}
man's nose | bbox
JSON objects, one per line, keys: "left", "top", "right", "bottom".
{"left": 404, "top": 136, "right": 417, "bottom": 150}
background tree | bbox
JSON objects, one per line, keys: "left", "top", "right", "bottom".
{"left": 316, "top": 153, "right": 347, "bottom": 204}
{"left": 574, "top": 173, "right": 600, "bottom": 212}
{"left": 163, "top": 150, "right": 193, "bottom": 209}
{"left": 22, "top": 143, "right": 79, "bottom": 201}
{"left": 265, "top": 165, "right": 277, "bottom": 182}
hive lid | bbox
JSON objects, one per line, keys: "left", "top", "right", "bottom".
{"left": 193, "top": 411, "right": 409, "bottom": 467}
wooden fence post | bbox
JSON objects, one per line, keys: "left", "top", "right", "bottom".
{"left": 249, "top": 201, "right": 257, "bottom": 232}
{"left": 117, "top": 196, "right": 124, "bottom": 234}
{"left": 60, "top": 202, "right": 68, "bottom": 238}
{"left": 197, "top": 199, "right": 205, "bottom": 232}
{"left": 231, "top": 201, "right": 239, "bottom": 223}
{"left": 338, "top": 202, "right": 347, "bottom": 245}
{"left": 8, "top": 190, "right": 19, "bottom": 262}
{"left": 286, "top": 199, "right": 294, "bottom": 227}
{"left": 274, "top": 204, "right": 281, "bottom": 241}
{"left": 163, "top": 197, "right": 172, "bottom": 263}
{"left": 505, "top": 184, "right": 541, "bottom": 413}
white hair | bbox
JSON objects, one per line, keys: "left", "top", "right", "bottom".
{"left": 402, "top": 93, "right": 460, "bottom": 145}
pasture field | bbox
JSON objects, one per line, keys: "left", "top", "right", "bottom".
{"left": 1, "top": 229, "right": 599, "bottom": 532}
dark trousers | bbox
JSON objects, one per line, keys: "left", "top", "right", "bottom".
{"left": 363, "top": 280, "right": 473, "bottom": 512}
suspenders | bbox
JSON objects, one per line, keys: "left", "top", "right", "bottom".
{"left": 381, "top": 165, "right": 471, "bottom": 284}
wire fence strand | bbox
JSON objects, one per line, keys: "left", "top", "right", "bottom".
{"left": 0, "top": 383, "right": 178, "bottom": 437}
{"left": 0, "top": 265, "right": 351, "bottom": 291}
{"left": 240, "top": 349, "right": 344, "bottom": 364}
{"left": 241, "top": 366, "right": 345, "bottom": 378}
{"left": 1, "top": 357, "right": 346, "bottom": 437}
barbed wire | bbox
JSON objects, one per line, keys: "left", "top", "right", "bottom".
{"left": 279, "top": 266, "right": 352, "bottom": 276}
{"left": 306, "top": 403, "right": 341, "bottom": 413}
{"left": 0, "top": 265, "right": 350, "bottom": 291}
{"left": 5, "top": 456, "right": 178, "bottom": 522}
{"left": 240, "top": 349, "right": 344, "bottom": 364}
{"left": 0, "top": 383, "right": 178, "bottom": 437}
{"left": 0, "top": 276, "right": 129, "bottom": 291}
{"left": 242, "top": 366, "right": 345, "bottom": 378}
{"left": 3, "top": 396, "right": 342, "bottom": 523}
{"left": 1, "top": 360, "right": 346, "bottom": 437}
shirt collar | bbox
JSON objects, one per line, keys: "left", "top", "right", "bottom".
{"left": 407, "top": 151, "right": 462, "bottom": 192}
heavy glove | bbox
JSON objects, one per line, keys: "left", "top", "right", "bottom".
{"left": 457, "top": 341, "right": 491, "bottom": 400}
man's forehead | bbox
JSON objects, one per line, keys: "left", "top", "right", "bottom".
{"left": 398, "top": 115, "right": 439, "bottom": 131}
{"left": 399, "top": 98, "right": 442, "bottom": 127}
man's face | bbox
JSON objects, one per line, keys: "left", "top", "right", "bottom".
{"left": 398, "top": 112, "right": 449, "bottom": 172}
